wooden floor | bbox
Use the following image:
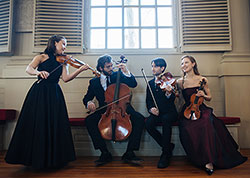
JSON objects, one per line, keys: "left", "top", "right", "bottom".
{"left": 0, "top": 149, "right": 249, "bottom": 178}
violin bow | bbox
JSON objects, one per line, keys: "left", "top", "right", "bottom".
{"left": 37, "top": 58, "right": 69, "bottom": 84}
{"left": 86, "top": 94, "right": 131, "bottom": 114}
{"left": 141, "top": 68, "right": 159, "bottom": 111}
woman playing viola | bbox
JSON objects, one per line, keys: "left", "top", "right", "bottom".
{"left": 177, "top": 55, "right": 247, "bottom": 175}
{"left": 5, "top": 35, "right": 89, "bottom": 169}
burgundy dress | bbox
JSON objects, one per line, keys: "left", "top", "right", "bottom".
{"left": 179, "top": 87, "right": 247, "bottom": 169}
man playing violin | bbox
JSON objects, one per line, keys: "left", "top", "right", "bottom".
{"left": 83, "top": 54, "right": 145, "bottom": 166}
{"left": 145, "top": 58, "right": 178, "bottom": 168}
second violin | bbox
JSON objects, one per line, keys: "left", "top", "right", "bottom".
{"left": 155, "top": 72, "right": 177, "bottom": 96}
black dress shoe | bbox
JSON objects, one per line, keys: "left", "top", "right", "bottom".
{"left": 95, "top": 152, "right": 112, "bottom": 166}
{"left": 157, "top": 153, "right": 170, "bottom": 168}
{"left": 205, "top": 168, "right": 214, "bottom": 175}
{"left": 121, "top": 151, "right": 143, "bottom": 165}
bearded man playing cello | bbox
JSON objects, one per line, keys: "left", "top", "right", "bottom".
{"left": 82, "top": 54, "right": 145, "bottom": 166}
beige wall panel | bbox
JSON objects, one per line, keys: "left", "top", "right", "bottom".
{"left": 224, "top": 76, "right": 250, "bottom": 148}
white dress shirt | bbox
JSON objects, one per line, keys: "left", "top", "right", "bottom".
{"left": 100, "top": 71, "right": 131, "bottom": 91}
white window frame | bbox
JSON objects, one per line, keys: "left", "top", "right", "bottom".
{"left": 84, "top": 0, "right": 179, "bottom": 54}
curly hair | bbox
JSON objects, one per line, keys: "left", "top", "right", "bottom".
{"left": 96, "top": 54, "right": 112, "bottom": 72}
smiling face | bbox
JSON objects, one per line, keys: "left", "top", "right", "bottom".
{"left": 181, "top": 57, "right": 195, "bottom": 74}
{"left": 55, "top": 39, "right": 67, "bottom": 55}
{"left": 152, "top": 62, "right": 165, "bottom": 76}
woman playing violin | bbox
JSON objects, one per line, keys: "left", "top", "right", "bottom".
{"left": 177, "top": 55, "right": 247, "bottom": 175}
{"left": 5, "top": 35, "right": 89, "bottom": 169}
{"left": 145, "top": 57, "right": 178, "bottom": 168}
{"left": 83, "top": 54, "right": 145, "bottom": 166}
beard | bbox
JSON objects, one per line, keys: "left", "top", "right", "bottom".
{"left": 103, "top": 70, "right": 113, "bottom": 76}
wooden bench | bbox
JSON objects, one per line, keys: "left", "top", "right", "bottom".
{"left": 69, "top": 116, "right": 241, "bottom": 156}
{"left": 69, "top": 116, "right": 241, "bottom": 126}
{"left": 0, "top": 109, "right": 16, "bottom": 124}
{"left": 0, "top": 109, "right": 16, "bottom": 150}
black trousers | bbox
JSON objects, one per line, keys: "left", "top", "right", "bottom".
{"left": 85, "top": 104, "right": 145, "bottom": 152}
{"left": 145, "top": 111, "right": 177, "bottom": 155}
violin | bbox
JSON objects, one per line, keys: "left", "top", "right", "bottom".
{"left": 155, "top": 72, "right": 177, "bottom": 95}
{"left": 184, "top": 79, "right": 206, "bottom": 120}
{"left": 56, "top": 55, "right": 101, "bottom": 77}
{"left": 98, "top": 55, "right": 132, "bottom": 141}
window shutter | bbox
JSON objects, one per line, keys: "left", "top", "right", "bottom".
{"left": 180, "top": 0, "right": 232, "bottom": 52}
{"left": 0, "top": 0, "right": 13, "bottom": 53}
{"left": 33, "top": 0, "right": 83, "bottom": 53}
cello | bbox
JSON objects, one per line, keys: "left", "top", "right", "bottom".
{"left": 98, "top": 55, "right": 132, "bottom": 141}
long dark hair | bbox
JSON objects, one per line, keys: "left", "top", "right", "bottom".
{"left": 181, "top": 55, "right": 200, "bottom": 76}
{"left": 43, "top": 35, "right": 66, "bottom": 56}
{"left": 181, "top": 55, "right": 200, "bottom": 86}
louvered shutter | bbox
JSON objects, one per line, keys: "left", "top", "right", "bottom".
{"left": 180, "top": 0, "right": 232, "bottom": 52}
{"left": 33, "top": 0, "right": 84, "bottom": 53}
{"left": 0, "top": 0, "right": 13, "bottom": 53}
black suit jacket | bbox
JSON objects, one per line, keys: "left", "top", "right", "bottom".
{"left": 146, "top": 78, "right": 177, "bottom": 114}
{"left": 83, "top": 71, "right": 137, "bottom": 109}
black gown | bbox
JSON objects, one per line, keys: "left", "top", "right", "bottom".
{"left": 5, "top": 55, "right": 76, "bottom": 169}
{"left": 179, "top": 87, "right": 247, "bottom": 169}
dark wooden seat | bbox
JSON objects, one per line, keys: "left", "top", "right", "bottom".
{"left": 69, "top": 116, "right": 241, "bottom": 127}
{"left": 0, "top": 109, "right": 16, "bottom": 125}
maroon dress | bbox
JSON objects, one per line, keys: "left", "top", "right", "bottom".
{"left": 179, "top": 87, "right": 247, "bottom": 169}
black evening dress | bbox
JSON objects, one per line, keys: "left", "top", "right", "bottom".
{"left": 179, "top": 87, "right": 247, "bottom": 169}
{"left": 5, "top": 55, "right": 76, "bottom": 169}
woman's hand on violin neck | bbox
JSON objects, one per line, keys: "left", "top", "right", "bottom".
{"left": 87, "top": 101, "right": 96, "bottom": 112}
{"left": 38, "top": 70, "right": 49, "bottom": 79}
{"left": 150, "top": 107, "right": 159, "bottom": 116}
{"left": 78, "top": 64, "right": 89, "bottom": 72}
{"left": 196, "top": 90, "right": 205, "bottom": 97}
{"left": 196, "top": 89, "right": 212, "bottom": 101}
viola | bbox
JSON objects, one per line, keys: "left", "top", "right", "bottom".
{"left": 98, "top": 55, "right": 132, "bottom": 141}
{"left": 56, "top": 55, "right": 101, "bottom": 77}
{"left": 184, "top": 79, "right": 206, "bottom": 120}
{"left": 155, "top": 72, "right": 177, "bottom": 95}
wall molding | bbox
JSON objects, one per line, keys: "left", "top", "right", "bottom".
{"left": 219, "top": 53, "right": 250, "bottom": 77}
